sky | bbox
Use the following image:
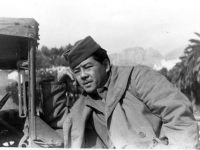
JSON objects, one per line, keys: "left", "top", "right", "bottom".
{"left": 0, "top": 0, "right": 200, "bottom": 55}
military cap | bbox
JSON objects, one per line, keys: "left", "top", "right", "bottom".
{"left": 63, "top": 36, "right": 101, "bottom": 69}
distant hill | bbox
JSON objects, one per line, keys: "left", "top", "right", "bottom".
{"left": 109, "top": 47, "right": 163, "bottom": 68}
{"left": 164, "top": 45, "right": 187, "bottom": 60}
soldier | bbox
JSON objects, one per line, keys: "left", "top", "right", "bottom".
{"left": 61, "top": 36, "right": 199, "bottom": 148}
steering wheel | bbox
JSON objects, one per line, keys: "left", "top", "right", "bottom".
{"left": 0, "top": 92, "right": 11, "bottom": 110}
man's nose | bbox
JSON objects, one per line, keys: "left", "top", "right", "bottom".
{"left": 80, "top": 69, "right": 88, "bottom": 80}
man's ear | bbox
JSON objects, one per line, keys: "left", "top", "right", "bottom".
{"left": 103, "top": 59, "right": 110, "bottom": 73}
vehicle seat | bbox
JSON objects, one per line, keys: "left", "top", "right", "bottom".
{"left": 38, "top": 79, "right": 80, "bottom": 131}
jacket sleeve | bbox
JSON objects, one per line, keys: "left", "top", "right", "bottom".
{"left": 63, "top": 96, "right": 88, "bottom": 148}
{"left": 131, "top": 65, "right": 199, "bottom": 148}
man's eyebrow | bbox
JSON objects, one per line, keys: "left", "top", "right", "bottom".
{"left": 73, "top": 62, "right": 92, "bottom": 70}
{"left": 73, "top": 67, "right": 80, "bottom": 71}
{"left": 82, "top": 62, "right": 92, "bottom": 67}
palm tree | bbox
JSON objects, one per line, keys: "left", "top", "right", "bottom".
{"left": 184, "top": 33, "right": 200, "bottom": 83}
{"left": 174, "top": 32, "right": 200, "bottom": 112}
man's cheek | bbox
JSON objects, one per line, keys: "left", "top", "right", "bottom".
{"left": 76, "top": 79, "right": 82, "bottom": 87}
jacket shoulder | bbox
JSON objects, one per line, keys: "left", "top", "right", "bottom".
{"left": 133, "top": 65, "right": 155, "bottom": 73}
{"left": 131, "top": 65, "right": 164, "bottom": 81}
{"left": 112, "top": 65, "right": 153, "bottom": 76}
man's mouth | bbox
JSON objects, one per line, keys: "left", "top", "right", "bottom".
{"left": 83, "top": 81, "right": 92, "bottom": 86}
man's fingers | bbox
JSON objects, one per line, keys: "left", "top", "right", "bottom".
{"left": 65, "top": 71, "right": 75, "bottom": 81}
{"left": 57, "top": 67, "right": 75, "bottom": 81}
{"left": 65, "top": 67, "right": 75, "bottom": 80}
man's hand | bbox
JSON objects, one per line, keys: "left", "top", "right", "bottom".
{"left": 57, "top": 67, "right": 75, "bottom": 82}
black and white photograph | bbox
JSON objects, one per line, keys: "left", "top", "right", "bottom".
{"left": 0, "top": 0, "right": 200, "bottom": 148}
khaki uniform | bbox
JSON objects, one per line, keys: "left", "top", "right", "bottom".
{"left": 63, "top": 65, "right": 199, "bottom": 148}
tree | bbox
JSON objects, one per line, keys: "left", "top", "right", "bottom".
{"left": 36, "top": 44, "right": 72, "bottom": 80}
{"left": 41, "top": 46, "right": 50, "bottom": 58}
{"left": 64, "top": 44, "right": 73, "bottom": 52}
{"left": 158, "top": 67, "right": 169, "bottom": 80}
{"left": 184, "top": 33, "right": 200, "bottom": 85}
{"left": 36, "top": 49, "right": 48, "bottom": 69}
{"left": 170, "top": 32, "right": 200, "bottom": 112}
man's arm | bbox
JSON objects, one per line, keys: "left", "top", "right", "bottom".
{"left": 131, "top": 65, "right": 199, "bottom": 148}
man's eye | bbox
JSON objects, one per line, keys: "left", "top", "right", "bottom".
{"left": 73, "top": 70, "right": 80, "bottom": 74}
{"left": 85, "top": 66, "right": 92, "bottom": 69}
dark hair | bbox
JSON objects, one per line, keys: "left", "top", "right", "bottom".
{"left": 91, "top": 48, "right": 110, "bottom": 64}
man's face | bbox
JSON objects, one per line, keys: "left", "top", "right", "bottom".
{"left": 72, "top": 56, "right": 110, "bottom": 93}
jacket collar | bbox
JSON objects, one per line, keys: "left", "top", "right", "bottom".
{"left": 82, "top": 65, "right": 134, "bottom": 123}
{"left": 105, "top": 66, "right": 134, "bottom": 122}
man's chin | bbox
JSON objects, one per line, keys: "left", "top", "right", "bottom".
{"left": 84, "top": 87, "right": 96, "bottom": 94}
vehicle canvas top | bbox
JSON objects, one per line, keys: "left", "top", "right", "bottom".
{"left": 0, "top": 18, "right": 39, "bottom": 69}
{"left": 0, "top": 17, "right": 39, "bottom": 39}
